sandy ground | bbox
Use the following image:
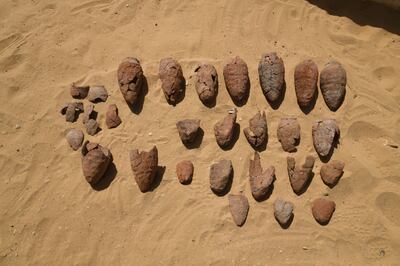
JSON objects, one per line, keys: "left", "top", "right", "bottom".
{"left": 0, "top": 0, "right": 400, "bottom": 265}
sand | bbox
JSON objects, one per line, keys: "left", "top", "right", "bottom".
{"left": 0, "top": 0, "right": 400, "bottom": 265}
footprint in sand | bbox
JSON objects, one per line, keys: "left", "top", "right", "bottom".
{"left": 42, "top": 3, "right": 56, "bottom": 11}
{"left": 0, "top": 33, "right": 22, "bottom": 54}
{"left": 330, "top": 167, "right": 377, "bottom": 200}
{"left": 375, "top": 192, "right": 400, "bottom": 226}
{"left": 0, "top": 53, "right": 26, "bottom": 72}
{"left": 70, "top": 0, "right": 113, "bottom": 14}
{"left": 385, "top": 175, "right": 400, "bottom": 185}
{"left": 347, "top": 121, "right": 384, "bottom": 141}
{"left": 372, "top": 66, "right": 397, "bottom": 92}
{"left": 364, "top": 237, "right": 393, "bottom": 259}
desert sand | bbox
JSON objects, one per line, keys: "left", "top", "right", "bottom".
{"left": 0, "top": 0, "right": 400, "bottom": 265}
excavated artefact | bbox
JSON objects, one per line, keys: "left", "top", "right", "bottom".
{"left": 312, "top": 119, "right": 340, "bottom": 157}
{"left": 85, "top": 119, "right": 100, "bottom": 136}
{"left": 60, "top": 102, "right": 84, "bottom": 122}
{"left": 87, "top": 86, "right": 108, "bottom": 103}
{"left": 277, "top": 118, "right": 300, "bottom": 152}
{"left": 130, "top": 146, "right": 158, "bottom": 193}
{"left": 228, "top": 194, "right": 249, "bottom": 226}
{"left": 82, "top": 104, "right": 94, "bottom": 124}
{"left": 117, "top": 57, "right": 144, "bottom": 106}
{"left": 249, "top": 152, "right": 275, "bottom": 201}
{"left": 70, "top": 83, "right": 89, "bottom": 99}
{"left": 176, "top": 160, "right": 194, "bottom": 185}
{"left": 106, "top": 104, "right": 122, "bottom": 129}
{"left": 312, "top": 198, "right": 336, "bottom": 225}
{"left": 287, "top": 156, "right": 315, "bottom": 194}
{"left": 176, "top": 119, "right": 201, "bottom": 146}
{"left": 159, "top": 58, "right": 185, "bottom": 105}
{"left": 320, "top": 61, "right": 346, "bottom": 111}
{"left": 258, "top": 52, "right": 285, "bottom": 102}
{"left": 320, "top": 160, "right": 345, "bottom": 187}
{"left": 274, "top": 198, "right": 294, "bottom": 227}
{"left": 81, "top": 141, "right": 112, "bottom": 185}
{"left": 223, "top": 56, "right": 249, "bottom": 105}
{"left": 214, "top": 108, "right": 237, "bottom": 148}
{"left": 66, "top": 129, "right": 84, "bottom": 150}
{"left": 194, "top": 64, "right": 218, "bottom": 104}
{"left": 82, "top": 104, "right": 99, "bottom": 135}
{"left": 210, "top": 159, "right": 233, "bottom": 194}
{"left": 294, "top": 60, "right": 318, "bottom": 108}
{"left": 243, "top": 111, "right": 267, "bottom": 149}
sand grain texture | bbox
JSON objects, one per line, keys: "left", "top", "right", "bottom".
{"left": 0, "top": 0, "right": 399, "bottom": 265}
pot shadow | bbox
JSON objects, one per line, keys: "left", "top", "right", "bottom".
{"left": 293, "top": 136, "right": 301, "bottom": 148}
{"left": 89, "top": 109, "right": 98, "bottom": 120}
{"left": 316, "top": 215, "right": 334, "bottom": 226}
{"left": 219, "top": 123, "right": 241, "bottom": 151}
{"left": 127, "top": 76, "right": 149, "bottom": 114}
{"left": 149, "top": 166, "right": 166, "bottom": 191}
{"left": 266, "top": 81, "right": 286, "bottom": 110}
{"left": 202, "top": 96, "right": 217, "bottom": 108}
{"left": 180, "top": 175, "right": 193, "bottom": 185}
{"left": 90, "top": 98, "right": 107, "bottom": 104}
{"left": 306, "top": 0, "right": 400, "bottom": 35}
{"left": 183, "top": 128, "right": 204, "bottom": 149}
{"left": 211, "top": 168, "right": 234, "bottom": 197}
{"left": 91, "top": 162, "right": 117, "bottom": 191}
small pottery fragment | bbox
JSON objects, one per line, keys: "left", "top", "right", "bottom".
{"left": 159, "top": 58, "right": 185, "bottom": 105}
{"left": 81, "top": 141, "right": 112, "bottom": 185}
{"left": 130, "top": 146, "right": 159, "bottom": 192}
{"left": 311, "top": 198, "right": 336, "bottom": 225}
{"left": 258, "top": 52, "right": 285, "bottom": 102}
{"left": 117, "top": 57, "right": 144, "bottom": 105}
{"left": 287, "top": 155, "right": 315, "bottom": 194}
{"left": 312, "top": 119, "right": 340, "bottom": 157}
{"left": 249, "top": 152, "right": 275, "bottom": 201}
{"left": 277, "top": 118, "right": 300, "bottom": 152}
{"left": 320, "top": 61, "right": 346, "bottom": 111}
{"left": 210, "top": 159, "right": 233, "bottom": 194}
{"left": 176, "top": 160, "right": 194, "bottom": 184}
{"left": 106, "top": 104, "right": 122, "bottom": 129}
{"left": 87, "top": 86, "right": 108, "bottom": 103}
{"left": 294, "top": 59, "right": 318, "bottom": 108}
{"left": 194, "top": 64, "right": 218, "bottom": 104}
{"left": 228, "top": 194, "right": 249, "bottom": 226}
{"left": 70, "top": 83, "right": 89, "bottom": 99}
{"left": 243, "top": 111, "right": 267, "bottom": 149}
{"left": 66, "top": 129, "right": 84, "bottom": 150}
{"left": 214, "top": 108, "right": 237, "bottom": 148}
{"left": 223, "top": 56, "right": 249, "bottom": 105}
